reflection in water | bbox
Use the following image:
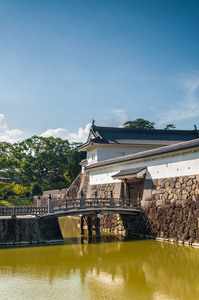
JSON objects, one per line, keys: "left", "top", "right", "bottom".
{"left": 59, "top": 215, "right": 128, "bottom": 245}
{"left": 0, "top": 217, "right": 199, "bottom": 299}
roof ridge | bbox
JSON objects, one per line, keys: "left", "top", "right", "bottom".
{"left": 93, "top": 125, "right": 197, "bottom": 134}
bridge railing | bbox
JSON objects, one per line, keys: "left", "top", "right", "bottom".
{"left": 52, "top": 196, "right": 140, "bottom": 213}
{"left": 0, "top": 206, "right": 48, "bottom": 217}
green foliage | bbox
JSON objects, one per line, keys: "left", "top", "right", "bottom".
{"left": 25, "top": 191, "right": 31, "bottom": 198}
{"left": 0, "top": 182, "right": 29, "bottom": 199}
{"left": 124, "top": 118, "right": 156, "bottom": 129}
{"left": 124, "top": 118, "right": 176, "bottom": 131}
{"left": 164, "top": 124, "right": 176, "bottom": 130}
{"left": 0, "top": 136, "right": 86, "bottom": 192}
{"left": 29, "top": 182, "right": 43, "bottom": 197}
{"left": 13, "top": 184, "right": 29, "bottom": 196}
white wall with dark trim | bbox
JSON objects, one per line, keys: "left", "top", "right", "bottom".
{"left": 89, "top": 150, "right": 199, "bottom": 185}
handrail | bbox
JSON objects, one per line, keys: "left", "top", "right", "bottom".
{"left": 0, "top": 206, "right": 48, "bottom": 217}
{"left": 0, "top": 196, "right": 140, "bottom": 217}
{"left": 52, "top": 197, "right": 140, "bottom": 212}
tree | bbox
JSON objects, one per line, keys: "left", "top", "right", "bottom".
{"left": 164, "top": 124, "right": 176, "bottom": 130}
{"left": 124, "top": 118, "right": 156, "bottom": 129}
{"left": 0, "top": 142, "right": 18, "bottom": 181}
{"left": 66, "top": 142, "right": 86, "bottom": 183}
{"left": 29, "top": 182, "right": 42, "bottom": 197}
{"left": 11, "top": 136, "right": 71, "bottom": 188}
{"left": 124, "top": 118, "right": 177, "bottom": 131}
{"left": 4, "top": 136, "right": 86, "bottom": 191}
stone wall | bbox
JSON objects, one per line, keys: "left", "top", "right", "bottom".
{"left": 81, "top": 213, "right": 136, "bottom": 236}
{"left": 86, "top": 182, "right": 122, "bottom": 198}
{"left": 43, "top": 188, "right": 68, "bottom": 195}
{"left": 67, "top": 171, "right": 89, "bottom": 198}
{"left": 0, "top": 216, "right": 63, "bottom": 245}
{"left": 135, "top": 174, "right": 199, "bottom": 244}
{"left": 87, "top": 174, "right": 199, "bottom": 244}
{"left": 100, "top": 213, "right": 136, "bottom": 235}
{"left": 33, "top": 190, "right": 67, "bottom": 206}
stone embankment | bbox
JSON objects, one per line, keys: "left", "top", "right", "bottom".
{"left": 85, "top": 175, "right": 199, "bottom": 247}
{"left": 134, "top": 175, "right": 199, "bottom": 245}
{"left": 0, "top": 216, "right": 63, "bottom": 246}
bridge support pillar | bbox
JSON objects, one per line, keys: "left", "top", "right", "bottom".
{"left": 80, "top": 216, "right": 84, "bottom": 235}
{"left": 87, "top": 216, "right": 92, "bottom": 237}
{"left": 95, "top": 213, "right": 101, "bottom": 239}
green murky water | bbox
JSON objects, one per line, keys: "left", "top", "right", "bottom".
{"left": 0, "top": 217, "right": 199, "bottom": 300}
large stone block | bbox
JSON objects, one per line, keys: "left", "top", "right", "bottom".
{"left": 187, "top": 179, "right": 193, "bottom": 187}
{"left": 196, "top": 229, "right": 199, "bottom": 238}
{"left": 189, "top": 229, "right": 196, "bottom": 239}
{"left": 175, "top": 182, "right": 181, "bottom": 189}
{"left": 174, "top": 208, "right": 182, "bottom": 215}
{"left": 194, "top": 209, "right": 199, "bottom": 218}
{"left": 195, "top": 189, "right": 199, "bottom": 195}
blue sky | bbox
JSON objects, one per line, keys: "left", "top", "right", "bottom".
{"left": 1, "top": 0, "right": 199, "bottom": 143}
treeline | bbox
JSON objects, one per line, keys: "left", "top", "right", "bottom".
{"left": 0, "top": 136, "right": 86, "bottom": 199}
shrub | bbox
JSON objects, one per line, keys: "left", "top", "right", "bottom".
{"left": 25, "top": 191, "right": 31, "bottom": 198}
{"left": 29, "top": 182, "right": 43, "bottom": 197}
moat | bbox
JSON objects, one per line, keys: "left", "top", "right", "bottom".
{"left": 0, "top": 217, "right": 199, "bottom": 299}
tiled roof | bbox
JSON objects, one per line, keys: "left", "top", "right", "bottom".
{"left": 78, "top": 125, "right": 199, "bottom": 149}
{"left": 112, "top": 167, "right": 146, "bottom": 178}
{"left": 86, "top": 138, "right": 199, "bottom": 170}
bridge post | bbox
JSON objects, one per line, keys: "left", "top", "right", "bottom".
{"left": 37, "top": 194, "right": 41, "bottom": 207}
{"left": 80, "top": 215, "right": 84, "bottom": 235}
{"left": 87, "top": 216, "right": 92, "bottom": 237}
{"left": 12, "top": 207, "right": 16, "bottom": 219}
{"left": 95, "top": 213, "right": 101, "bottom": 238}
{"left": 48, "top": 194, "right": 53, "bottom": 213}
{"left": 95, "top": 191, "right": 97, "bottom": 206}
{"left": 110, "top": 191, "right": 114, "bottom": 207}
{"left": 137, "top": 192, "right": 141, "bottom": 209}
{"left": 80, "top": 191, "right": 84, "bottom": 209}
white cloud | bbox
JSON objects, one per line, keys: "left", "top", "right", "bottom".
{"left": 41, "top": 128, "right": 69, "bottom": 139}
{"left": 0, "top": 114, "right": 23, "bottom": 143}
{"left": 0, "top": 114, "right": 7, "bottom": 130}
{"left": 68, "top": 123, "right": 91, "bottom": 142}
{"left": 100, "top": 109, "right": 128, "bottom": 127}
{"left": 157, "top": 72, "right": 199, "bottom": 126}
{"left": 41, "top": 123, "right": 92, "bottom": 143}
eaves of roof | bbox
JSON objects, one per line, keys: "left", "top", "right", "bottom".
{"left": 77, "top": 138, "right": 185, "bottom": 151}
{"left": 112, "top": 166, "right": 146, "bottom": 179}
{"left": 85, "top": 138, "right": 199, "bottom": 171}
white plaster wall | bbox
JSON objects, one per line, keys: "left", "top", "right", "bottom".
{"left": 89, "top": 151, "right": 199, "bottom": 185}
{"left": 87, "top": 144, "right": 159, "bottom": 165}
{"left": 87, "top": 150, "right": 98, "bottom": 164}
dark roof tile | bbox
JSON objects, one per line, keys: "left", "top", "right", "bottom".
{"left": 78, "top": 125, "right": 199, "bottom": 149}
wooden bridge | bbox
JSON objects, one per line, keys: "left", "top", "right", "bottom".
{"left": 0, "top": 195, "right": 141, "bottom": 239}
{"left": 47, "top": 194, "right": 141, "bottom": 238}
{"left": 47, "top": 194, "right": 141, "bottom": 216}
{"left": 0, "top": 195, "right": 140, "bottom": 217}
